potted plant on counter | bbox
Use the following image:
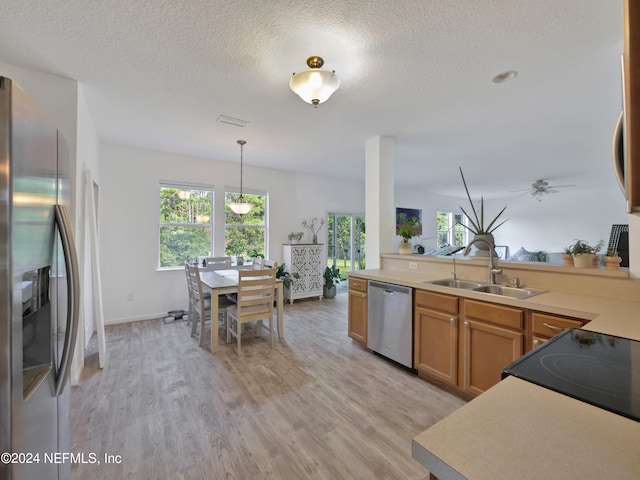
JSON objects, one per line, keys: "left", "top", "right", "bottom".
{"left": 604, "top": 246, "right": 622, "bottom": 270}
{"left": 323, "top": 265, "right": 343, "bottom": 298}
{"left": 562, "top": 246, "right": 574, "bottom": 266}
{"left": 569, "top": 239, "right": 603, "bottom": 268}
{"left": 458, "top": 167, "right": 508, "bottom": 254}
{"left": 288, "top": 232, "right": 303, "bottom": 244}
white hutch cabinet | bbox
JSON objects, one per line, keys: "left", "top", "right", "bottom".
{"left": 282, "top": 243, "right": 324, "bottom": 304}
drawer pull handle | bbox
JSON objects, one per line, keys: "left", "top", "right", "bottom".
{"left": 533, "top": 339, "right": 541, "bottom": 346}
{"left": 543, "top": 322, "right": 563, "bottom": 332}
{"left": 361, "top": 294, "right": 367, "bottom": 298}
{"left": 450, "top": 317, "right": 455, "bottom": 324}
{"left": 464, "top": 321, "right": 469, "bottom": 327}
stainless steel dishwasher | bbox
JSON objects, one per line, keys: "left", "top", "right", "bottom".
{"left": 367, "top": 281, "right": 413, "bottom": 369}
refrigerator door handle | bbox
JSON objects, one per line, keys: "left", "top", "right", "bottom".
{"left": 54, "top": 205, "right": 80, "bottom": 397}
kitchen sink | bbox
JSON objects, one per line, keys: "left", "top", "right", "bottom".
{"left": 425, "top": 278, "right": 485, "bottom": 289}
{"left": 471, "top": 284, "right": 547, "bottom": 299}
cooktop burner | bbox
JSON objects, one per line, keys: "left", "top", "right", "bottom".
{"left": 502, "top": 329, "right": 640, "bottom": 422}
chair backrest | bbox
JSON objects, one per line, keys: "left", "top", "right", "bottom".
{"left": 184, "top": 261, "right": 194, "bottom": 298}
{"left": 263, "top": 259, "right": 278, "bottom": 269}
{"left": 251, "top": 257, "right": 264, "bottom": 270}
{"left": 204, "top": 256, "right": 232, "bottom": 268}
{"left": 188, "top": 263, "right": 206, "bottom": 306}
{"left": 235, "top": 268, "right": 276, "bottom": 322}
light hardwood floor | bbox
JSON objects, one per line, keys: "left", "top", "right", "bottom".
{"left": 71, "top": 288, "right": 466, "bottom": 480}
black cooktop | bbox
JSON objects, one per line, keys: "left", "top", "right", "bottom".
{"left": 502, "top": 328, "right": 640, "bottom": 422}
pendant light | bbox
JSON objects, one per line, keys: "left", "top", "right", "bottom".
{"left": 289, "top": 56, "right": 340, "bottom": 107}
{"left": 228, "top": 140, "right": 254, "bottom": 215}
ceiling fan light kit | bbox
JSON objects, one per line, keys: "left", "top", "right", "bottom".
{"left": 512, "top": 179, "right": 576, "bottom": 201}
{"left": 289, "top": 56, "right": 340, "bottom": 107}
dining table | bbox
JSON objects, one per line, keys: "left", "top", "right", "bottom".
{"left": 199, "top": 268, "right": 284, "bottom": 353}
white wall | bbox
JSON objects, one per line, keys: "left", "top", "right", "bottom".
{"left": 394, "top": 183, "right": 628, "bottom": 258}
{"left": 99, "top": 143, "right": 364, "bottom": 324}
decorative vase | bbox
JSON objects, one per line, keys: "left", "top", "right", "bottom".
{"left": 398, "top": 241, "right": 412, "bottom": 255}
{"left": 312, "top": 233, "right": 318, "bottom": 244}
{"left": 323, "top": 285, "right": 337, "bottom": 298}
{"left": 604, "top": 256, "right": 622, "bottom": 270}
{"left": 572, "top": 253, "right": 594, "bottom": 268}
{"left": 472, "top": 234, "right": 495, "bottom": 257}
{"left": 562, "top": 253, "right": 574, "bottom": 266}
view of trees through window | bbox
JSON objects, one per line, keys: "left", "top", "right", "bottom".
{"left": 225, "top": 191, "right": 266, "bottom": 259}
{"left": 436, "top": 212, "right": 467, "bottom": 248}
{"left": 159, "top": 185, "right": 213, "bottom": 267}
{"left": 327, "top": 214, "right": 366, "bottom": 271}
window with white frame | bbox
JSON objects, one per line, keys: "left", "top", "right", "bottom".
{"left": 158, "top": 183, "right": 213, "bottom": 268}
{"left": 224, "top": 190, "right": 267, "bottom": 259}
{"left": 436, "top": 212, "right": 467, "bottom": 248}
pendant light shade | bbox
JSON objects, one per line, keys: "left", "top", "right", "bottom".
{"left": 289, "top": 56, "right": 340, "bottom": 107}
{"left": 228, "top": 140, "right": 254, "bottom": 216}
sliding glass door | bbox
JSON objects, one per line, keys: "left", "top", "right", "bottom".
{"left": 327, "top": 213, "right": 366, "bottom": 271}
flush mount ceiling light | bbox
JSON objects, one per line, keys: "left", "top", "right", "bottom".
{"left": 228, "top": 140, "right": 254, "bottom": 216}
{"left": 492, "top": 70, "right": 518, "bottom": 83}
{"left": 289, "top": 56, "right": 340, "bottom": 107}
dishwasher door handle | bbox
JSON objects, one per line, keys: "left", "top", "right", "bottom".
{"left": 383, "top": 289, "right": 395, "bottom": 295}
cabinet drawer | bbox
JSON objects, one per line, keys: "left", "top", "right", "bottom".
{"left": 349, "top": 277, "right": 368, "bottom": 293}
{"left": 531, "top": 312, "right": 585, "bottom": 337}
{"left": 463, "top": 299, "right": 523, "bottom": 330}
{"left": 415, "top": 290, "right": 458, "bottom": 314}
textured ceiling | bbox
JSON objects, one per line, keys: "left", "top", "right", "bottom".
{"left": 0, "top": 0, "right": 624, "bottom": 198}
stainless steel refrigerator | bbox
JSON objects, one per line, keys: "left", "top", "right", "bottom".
{"left": 0, "top": 77, "right": 80, "bottom": 479}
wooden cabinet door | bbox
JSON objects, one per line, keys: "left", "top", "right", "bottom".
{"left": 348, "top": 288, "right": 368, "bottom": 343}
{"left": 414, "top": 307, "right": 458, "bottom": 385}
{"left": 461, "top": 319, "right": 523, "bottom": 396}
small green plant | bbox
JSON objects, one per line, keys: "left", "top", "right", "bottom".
{"left": 606, "top": 245, "right": 617, "bottom": 257}
{"left": 323, "top": 265, "right": 343, "bottom": 289}
{"left": 458, "top": 167, "right": 508, "bottom": 235}
{"left": 288, "top": 232, "right": 304, "bottom": 241}
{"left": 529, "top": 251, "right": 549, "bottom": 262}
{"left": 276, "top": 263, "right": 300, "bottom": 289}
{"left": 396, "top": 213, "right": 421, "bottom": 242}
{"left": 247, "top": 248, "right": 264, "bottom": 259}
{"left": 568, "top": 239, "right": 603, "bottom": 255}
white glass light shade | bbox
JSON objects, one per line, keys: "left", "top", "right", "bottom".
{"left": 228, "top": 197, "right": 254, "bottom": 215}
{"left": 289, "top": 69, "right": 340, "bottom": 106}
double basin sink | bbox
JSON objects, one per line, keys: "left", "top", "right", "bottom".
{"left": 425, "top": 278, "right": 547, "bottom": 300}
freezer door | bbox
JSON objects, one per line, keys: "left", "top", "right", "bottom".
{"left": 2, "top": 77, "right": 62, "bottom": 480}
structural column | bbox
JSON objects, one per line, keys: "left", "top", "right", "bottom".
{"left": 365, "top": 136, "right": 394, "bottom": 269}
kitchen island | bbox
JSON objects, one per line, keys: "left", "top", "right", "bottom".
{"left": 348, "top": 254, "right": 640, "bottom": 479}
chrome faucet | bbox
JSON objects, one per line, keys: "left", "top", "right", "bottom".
{"left": 463, "top": 238, "right": 502, "bottom": 284}
{"left": 451, "top": 256, "right": 457, "bottom": 280}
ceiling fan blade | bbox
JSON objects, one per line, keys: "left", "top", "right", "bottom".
{"left": 547, "top": 184, "right": 576, "bottom": 189}
{"left": 510, "top": 188, "right": 533, "bottom": 193}
{"left": 546, "top": 188, "right": 559, "bottom": 194}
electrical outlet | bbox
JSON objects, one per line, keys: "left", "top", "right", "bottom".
{"left": 409, "top": 262, "right": 418, "bottom": 270}
{"left": 127, "top": 293, "right": 134, "bottom": 302}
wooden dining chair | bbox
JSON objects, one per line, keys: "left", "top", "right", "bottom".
{"left": 251, "top": 257, "right": 264, "bottom": 270}
{"left": 226, "top": 268, "right": 276, "bottom": 355}
{"left": 263, "top": 259, "right": 278, "bottom": 269}
{"left": 204, "top": 256, "right": 232, "bottom": 269}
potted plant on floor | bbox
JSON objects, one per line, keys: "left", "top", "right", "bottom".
{"left": 458, "top": 167, "right": 508, "bottom": 254}
{"left": 323, "top": 265, "right": 343, "bottom": 298}
{"left": 396, "top": 213, "right": 421, "bottom": 255}
{"left": 276, "top": 263, "right": 300, "bottom": 290}
{"left": 569, "top": 239, "right": 603, "bottom": 268}
{"left": 604, "top": 245, "right": 622, "bottom": 270}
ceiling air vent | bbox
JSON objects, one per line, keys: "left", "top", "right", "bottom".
{"left": 216, "top": 115, "right": 249, "bottom": 128}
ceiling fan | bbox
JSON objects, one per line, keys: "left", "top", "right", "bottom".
{"left": 511, "top": 179, "right": 576, "bottom": 201}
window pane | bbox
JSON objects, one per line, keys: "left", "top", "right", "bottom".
{"left": 160, "top": 187, "right": 211, "bottom": 224}
{"left": 160, "top": 225, "right": 211, "bottom": 267}
{"left": 225, "top": 227, "right": 265, "bottom": 259}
